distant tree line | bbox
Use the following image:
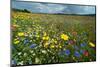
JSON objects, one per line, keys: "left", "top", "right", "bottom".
{"left": 12, "top": 8, "right": 31, "bottom": 13}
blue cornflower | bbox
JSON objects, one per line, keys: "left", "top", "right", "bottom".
{"left": 80, "top": 42, "right": 87, "bottom": 47}
{"left": 12, "top": 60, "right": 16, "bottom": 65}
{"left": 65, "top": 49, "right": 70, "bottom": 56}
{"left": 30, "top": 44, "right": 37, "bottom": 48}
{"left": 74, "top": 51, "right": 81, "bottom": 57}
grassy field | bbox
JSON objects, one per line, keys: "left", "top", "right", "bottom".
{"left": 11, "top": 11, "right": 96, "bottom": 65}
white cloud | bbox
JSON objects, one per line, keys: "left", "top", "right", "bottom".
{"left": 12, "top": 1, "right": 95, "bottom": 14}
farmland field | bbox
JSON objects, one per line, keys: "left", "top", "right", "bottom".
{"left": 11, "top": 11, "right": 96, "bottom": 65}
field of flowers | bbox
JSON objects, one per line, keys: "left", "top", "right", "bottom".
{"left": 11, "top": 11, "right": 96, "bottom": 66}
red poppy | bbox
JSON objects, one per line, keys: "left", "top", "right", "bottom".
{"left": 84, "top": 51, "right": 89, "bottom": 57}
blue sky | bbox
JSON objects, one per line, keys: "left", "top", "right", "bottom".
{"left": 12, "top": 1, "right": 96, "bottom": 14}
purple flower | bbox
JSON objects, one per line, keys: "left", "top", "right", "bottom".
{"left": 68, "top": 40, "right": 75, "bottom": 45}
{"left": 30, "top": 44, "right": 37, "bottom": 48}
{"left": 74, "top": 51, "right": 81, "bottom": 57}
{"left": 65, "top": 49, "right": 70, "bottom": 56}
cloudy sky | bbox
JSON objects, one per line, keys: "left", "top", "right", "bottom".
{"left": 12, "top": 1, "right": 96, "bottom": 14}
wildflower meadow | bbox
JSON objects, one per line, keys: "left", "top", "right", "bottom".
{"left": 11, "top": 11, "right": 96, "bottom": 66}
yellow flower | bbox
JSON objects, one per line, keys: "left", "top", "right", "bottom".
{"left": 72, "top": 56, "right": 76, "bottom": 61}
{"left": 14, "top": 40, "right": 20, "bottom": 44}
{"left": 89, "top": 42, "right": 95, "bottom": 47}
{"left": 52, "top": 39, "right": 57, "bottom": 44}
{"left": 18, "top": 32, "right": 24, "bottom": 36}
{"left": 42, "top": 36, "right": 49, "bottom": 40}
{"left": 59, "top": 45, "right": 62, "bottom": 48}
{"left": 44, "top": 42, "right": 49, "bottom": 48}
{"left": 61, "top": 34, "right": 69, "bottom": 40}
{"left": 50, "top": 45, "right": 55, "bottom": 48}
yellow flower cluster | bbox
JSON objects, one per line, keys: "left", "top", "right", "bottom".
{"left": 14, "top": 41, "right": 20, "bottom": 44}
{"left": 42, "top": 36, "right": 49, "bottom": 40}
{"left": 14, "top": 39, "right": 20, "bottom": 44}
{"left": 50, "top": 45, "right": 55, "bottom": 48}
{"left": 58, "top": 45, "right": 62, "bottom": 49}
{"left": 52, "top": 39, "right": 57, "bottom": 44}
{"left": 18, "top": 32, "right": 24, "bottom": 36}
{"left": 42, "top": 32, "right": 49, "bottom": 40}
{"left": 61, "top": 33, "right": 69, "bottom": 40}
{"left": 44, "top": 42, "right": 49, "bottom": 48}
